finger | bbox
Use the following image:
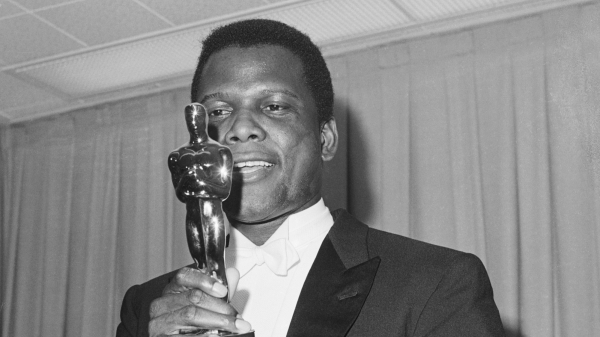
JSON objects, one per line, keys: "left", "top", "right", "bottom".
{"left": 225, "top": 267, "right": 240, "bottom": 301}
{"left": 149, "top": 305, "right": 252, "bottom": 336}
{"left": 177, "top": 305, "right": 251, "bottom": 333}
{"left": 162, "top": 279, "right": 189, "bottom": 296}
{"left": 187, "top": 289, "right": 237, "bottom": 316}
{"left": 167, "top": 267, "right": 228, "bottom": 298}
{"left": 162, "top": 268, "right": 197, "bottom": 295}
{"left": 151, "top": 290, "right": 237, "bottom": 319}
{"left": 150, "top": 293, "right": 188, "bottom": 319}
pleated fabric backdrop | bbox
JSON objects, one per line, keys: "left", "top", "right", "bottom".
{"left": 2, "top": 3, "right": 599, "bottom": 336}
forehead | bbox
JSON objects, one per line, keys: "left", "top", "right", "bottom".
{"left": 198, "top": 45, "right": 307, "bottom": 90}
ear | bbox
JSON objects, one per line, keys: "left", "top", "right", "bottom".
{"left": 320, "top": 117, "right": 338, "bottom": 162}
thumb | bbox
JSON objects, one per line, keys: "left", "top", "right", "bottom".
{"left": 225, "top": 267, "right": 240, "bottom": 302}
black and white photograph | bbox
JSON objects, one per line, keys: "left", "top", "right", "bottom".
{"left": 1, "top": 0, "right": 599, "bottom": 336}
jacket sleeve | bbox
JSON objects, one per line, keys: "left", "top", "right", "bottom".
{"left": 116, "top": 284, "right": 141, "bottom": 337}
{"left": 413, "top": 253, "right": 505, "bottom": 337}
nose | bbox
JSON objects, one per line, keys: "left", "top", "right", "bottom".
{"left": 224, "top": 110, "right": 266, "bottom": 145}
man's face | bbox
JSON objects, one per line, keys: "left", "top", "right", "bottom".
{"left": 196, "top": 45, "right": 325, "bottom": 223}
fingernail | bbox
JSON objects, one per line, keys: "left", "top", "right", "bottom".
{"left": 235, "top": 319, "right": 252, "bottom": 332}
{"left": 212, "top": 282, "right": 228, "bottom": 297}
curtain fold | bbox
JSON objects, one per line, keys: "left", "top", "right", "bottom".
{"left": 335, "top": 3, "right": 599, "bottom": 336}
{"left": 1, "top": 3, "right": 599, "bottom": 337}
{"left": 1, "top": 90, "right": 193, "bottom": 336}
{"left": 543, "top": 7, "right": 600, "bottom": 336}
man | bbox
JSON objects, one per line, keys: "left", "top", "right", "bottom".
{"left": 117, "top": 19, "right": 505, "bottom": 337}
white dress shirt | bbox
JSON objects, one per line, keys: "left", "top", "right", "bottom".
{"left": 225, "top": 199, "right": 334, "bottom": 337}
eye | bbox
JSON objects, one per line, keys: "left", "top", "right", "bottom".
{"left": 208, "top": 109, "right": 232, "bottom": 118}
{"left": 266, "top": 104, "right": 282, "bottom": 111}
{"left": 262, "top": 103, "right": 291, "bottom": 114}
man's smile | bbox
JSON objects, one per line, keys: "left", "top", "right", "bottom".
{"left": 232, "top": 159, "right": 275, "bottom": 181}
{"left": 233, "top": 160, "right": 274, "bottom": 173}
{"left": 200, "top": 45, "right": 326, "bottom": 226}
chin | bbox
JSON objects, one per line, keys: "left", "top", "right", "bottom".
{"left": 224, "top": 207, "right": 277, "bottom": 225}
{"left": 223, "top": 182, "right": 285, "bottom": 224}
{"left": 223, "top": 182, "right": 318, "bottom": 224}
{"left": 223, "top": 195, "right": 272, "bottom": 224}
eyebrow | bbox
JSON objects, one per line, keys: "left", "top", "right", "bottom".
{"left": 261, "top": 89, "right": 300, "bottom": 100}
{"left": 199, "top": 89, "right": 300, "bottom": 104}
{"left": 199, "top": 92, "right": 228, "bottom": 104}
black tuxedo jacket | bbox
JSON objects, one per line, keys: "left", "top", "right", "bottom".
{"left": 117, "top": 209, "right": 505, "bottom": 336}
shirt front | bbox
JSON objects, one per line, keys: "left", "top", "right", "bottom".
{"left": 225, "top": 199, "right": 334, "bottom": 337}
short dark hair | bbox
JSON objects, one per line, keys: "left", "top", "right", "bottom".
{"left": 190, "top": 19, "right": 334, "bottom": 124}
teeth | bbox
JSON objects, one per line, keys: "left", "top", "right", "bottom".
{"left": 234, "top": 161, "right": 274, "bottom": 168}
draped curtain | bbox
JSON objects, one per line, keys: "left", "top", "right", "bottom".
{"left": 2, "top": 3, "right": 599, "bottom": 336}
{"left": 1, "top": 90, "right": 194, "bottom": 336}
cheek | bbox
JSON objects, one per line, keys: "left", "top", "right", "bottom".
{"left": 208, "top": 120, "right": 232, "bottom": 143}
{"left": 279, "top": 126, "right": 319, "bottom": 155}
{"left": 281, "top": 131, "right": 322, "bottom": 180}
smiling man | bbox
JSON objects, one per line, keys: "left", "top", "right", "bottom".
{"left": 199, "top": 44, "right": 332, "bottom": 242}
{"left": 117, "top": 19, "right": 505, "bottom": 337}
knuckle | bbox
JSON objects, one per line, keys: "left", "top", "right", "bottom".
{"left": 225, "top": 306, "right": 237, "bottom": 316}
{"left": 188, "top": 289, "right": 206, "bottom": 304}
{"left": 149, "top": 299, "right": 163, "bottom": 317}
{"left": 174, "top": 268, "right": 190, "bottom": 283}
{"left": 182, "top": 305, "right": 198, "bottom": 321}
{"left": 148, "top": 316, "right": 169, "bottom": 337}
{"left": 220, "top": 317, "right": 232, "bottom": 327}
{"left": 148, "top": 319, "right": 159, "bottom": 334}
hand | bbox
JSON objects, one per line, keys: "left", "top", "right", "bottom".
{"left": 148, "top": 267, "right": 251, "bottom": 336}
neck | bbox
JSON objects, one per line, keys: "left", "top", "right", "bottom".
{"left": 228, "top": 195, "right": 321, "bottom": 246}
{"left": 230, "top": 218, "right": 285, "bottom": 246}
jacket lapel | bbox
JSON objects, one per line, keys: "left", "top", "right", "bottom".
{"left": 287, "top": 210, "right": 380, "bottom": 337}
